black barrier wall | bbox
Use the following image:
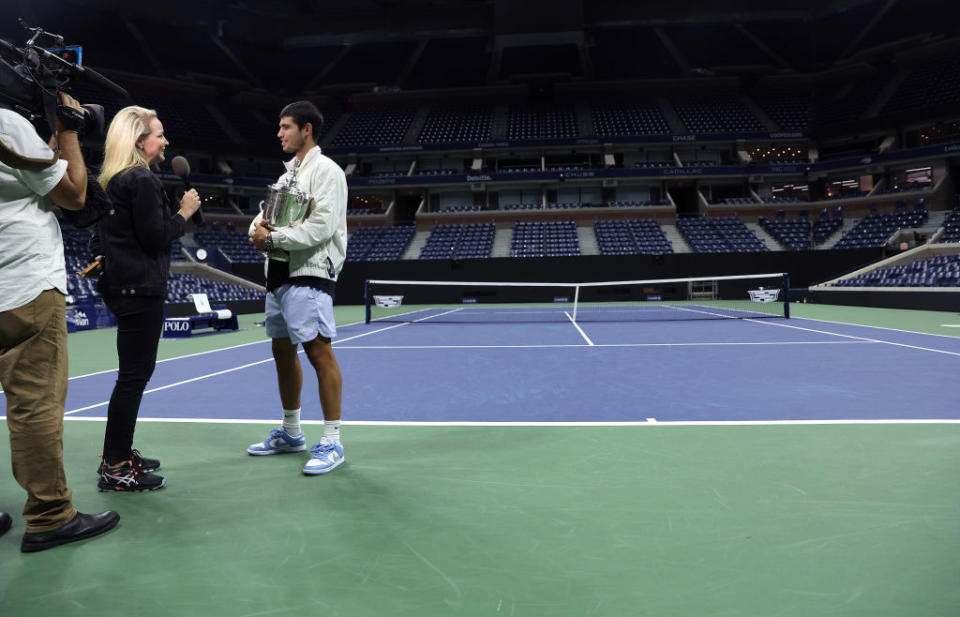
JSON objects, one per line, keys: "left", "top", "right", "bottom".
{"left": 233, "top": 248, "right": 883, "bottom": 306}
{"left": 332, "top": 248, "right": 884, "bottom": 306}
{"left": 215, "top": 249, "right": 885, "bottom": 313}
{"left": 809, "top": 289, "right": 960, "bottom": 311}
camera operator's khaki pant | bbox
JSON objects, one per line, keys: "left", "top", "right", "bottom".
{"left": 0, "top": 289, "right": 77, "bottom": 532}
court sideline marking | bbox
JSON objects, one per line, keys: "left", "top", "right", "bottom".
{"left": 666, "top": 304, "right": 960, "bottom": 358}
{"left": 333, "top": 341, "right": 876, "bottom": 349}
{"left": 56, "top": 317, "right": 371, "bottom": 384}
{"left": 59, "top": 308, "right": 465, "bottom": 415}
{"left": 751, "top": 319, "right": 960, "bottom": 358}
{"left": 60, "top": 417, "right": 960, "bottom": 426}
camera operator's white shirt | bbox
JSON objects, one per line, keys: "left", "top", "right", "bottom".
{"left": 0, "top": 109, "right": 69, "bottom": 312}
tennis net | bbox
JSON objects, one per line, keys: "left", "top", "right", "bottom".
{"left": 364, "top": 273, "right": 790, "bottom": 324}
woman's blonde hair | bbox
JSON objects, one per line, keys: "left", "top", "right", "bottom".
{"left": 98, "top": 105, "right": 158, "bottom": 189}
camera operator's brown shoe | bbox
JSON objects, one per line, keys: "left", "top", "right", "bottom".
{"left": 21, "top": 510, "right": 119, "bottom": 553}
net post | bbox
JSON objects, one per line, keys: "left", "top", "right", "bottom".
{"left": 572, "top": 285, "right": 580, "bottom": 322}
{"left": 783, "top": 273, "right": 791, "bottom": 319}
{"left": 364, "top": 280, "right": 371, "bottom": 324}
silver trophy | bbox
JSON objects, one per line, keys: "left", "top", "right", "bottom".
{"left": 260, "top": 159, "right": 310, "bottom": 261}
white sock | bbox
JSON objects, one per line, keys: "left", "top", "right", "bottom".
{"left": 282, "top": 408, "right": 301, "bottom": 436}
{"left": 323, "top": 420, "right": 341, "bottom": 443}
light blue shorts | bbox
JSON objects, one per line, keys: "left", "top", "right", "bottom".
{"left": 264, "top": 284, "right": 336, "bottom": 344}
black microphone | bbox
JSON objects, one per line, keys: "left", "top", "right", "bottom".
{"left": 73, "top": 64, "right": 130, "bottom": 100}
{"left": 171, "top": 155, "right": 203, "bottom": 226}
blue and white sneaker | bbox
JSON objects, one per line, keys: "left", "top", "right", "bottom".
{"left": 302, "top": 438, "right": 345, "bottom": 475}
{"left": 247, "top": 428, "right": 306, "bottom": 455}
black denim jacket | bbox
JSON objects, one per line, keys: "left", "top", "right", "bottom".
{"left": 91, "top": 166, "right": 184, "bottom": 298}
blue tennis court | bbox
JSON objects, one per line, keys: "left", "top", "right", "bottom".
{"left": 58, "top": 311, "right": 960, "bottom": 424}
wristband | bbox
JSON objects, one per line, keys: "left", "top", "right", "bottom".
{"left": 264, "top": 232, "right": 274, "bottom": 252}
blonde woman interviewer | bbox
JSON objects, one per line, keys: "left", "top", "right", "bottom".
{"left": 88, "top": 106, "right": 201, "bottom": 491}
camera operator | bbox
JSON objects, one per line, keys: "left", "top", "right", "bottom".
{"left": 0, "top": 91, "right": 120, "bottom": 552}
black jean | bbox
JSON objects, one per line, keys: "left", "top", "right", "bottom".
{"left": 102, "top": 295, "right": 164, "bottom": 463}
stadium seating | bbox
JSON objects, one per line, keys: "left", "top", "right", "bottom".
{"left": 761, "top": 196, "right": 806, "bottom": 203}
{"left": 507, "top": 105, "right": 578, "bottom": 140}
{"left": 832, "top": 254, "right": 960, "bottom": 287}
{"left": 439, "top": 205, "right": 483, "bottom": 213}
{"left": 817, "top": 80, "right": 885, "bottom": 126}
{"left": 167, "top": 273, "right": 266, "bottom": 303}
{"left": 171, "top": 239, "right": 188, "bottom": 261}
{"left": 59, "top": 223, "right": 261, "bottom": 308}
{"left": 419, "top": 223, "right": 496, "bottom": 259}
{"left": 758, "top": 214, "right": 811, "bottom": 250}
{"left": 825, "top": 190, "right": 870, "bottom": 200}
{"left": 676, "top": 217, "right": 767, "bottom": 253}
{"left": 673, "top": 98, "right": 764, "bottom": 134}
{"left": 756, "top": 97, "right": 812, "bottom": 133}
{"left": 883, "top": 57, "right": 960, "bottom": 116}
{"left": 546, "top": 202, "right": 587, "bottom": 209}
{"left": 333, "top": 108, "right": 416, "bottom": 147}
{"left": 195, "top": 230, "right": 264, "bottom": 264}
{"left": 594, "top": 219, "right": 674, "bottom": 255}
{"left": 633, "top": 161, "right": 675, "bottom": 169}
{"left": 940, "top": 207, "right": 960, "bottom": 243}
{"left": 510, "top": 221, "right": 580, "bottom": 257}
{"left": 812, "top": 210, "right": 844, "bottom": 245}
{"left": 834, "top": 204, "right": 928, "bottom": 249}
{"left": 875, "top": 185, "right": 928, "bottom": 195}
{"left": 607, "top": 200, "right": 670, "bottom": 207}
{"left": 418, "top": 106, "right": 493, "bottom": 144}
{"left": 416, "top": 168, "right": 463, "bottom": 176}
{"left": 503, "top": 203, "right": 542, "bottom": 210}
{"left": 61, "top": 228, "right": 98, "bottom": 300}
{"left": 346, "top": 224, "right": 416, "bottom": 261}
{"left": 590, "top": 101, "right": 670, "bottom": 137}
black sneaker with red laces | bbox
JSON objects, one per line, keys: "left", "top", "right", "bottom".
{"left": 98, "top": 459, "right": 165, "bottom": 492}
{"left": 97, "top": 449, "right": 160, "bottom": 476}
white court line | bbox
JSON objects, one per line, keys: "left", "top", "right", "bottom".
{"left": 565, "top": 312, "right": 594, "bottom": 346}
{"left": 333, "top": 341, "right": 877, "bottom": 350}
{"left": 59, "top": 316, "right": 372, "bottom": 384}
{"left": 791, "top": 315, "right": 960, "bottom": 339}
{"left": 747, "top": 318, "right": 960, "bottom": 358}
{"left": 335, "top": 307, "right": 464, "bottom": 344}
{"left": 60, "top": 308, "right": 466, "bottom": 415}
{"left": 657, "top": 304, "right": 960, "bottom": 358}
{"left": 49, "top": 417, "right": 960, "bottom": 426}
{"left": 63, "top": 357, "right": 277, "bottom": 415}
{"left": 941, "top": 324, "right": 960, "bottom": 328}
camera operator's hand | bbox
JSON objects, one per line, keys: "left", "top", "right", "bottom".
{"left": 55, "top": 92, "right": 83, "bottom": 134}
{"left": 45, "top": 92, "right": 88, "bottom": 210}
{"left": 177, "top": 188, "right": 201, "bottom": 222}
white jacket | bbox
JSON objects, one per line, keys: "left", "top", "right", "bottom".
{"left": 250, "top": 146, "right": 348, "bottom": 282}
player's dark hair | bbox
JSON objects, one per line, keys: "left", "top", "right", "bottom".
{"left": 279, "top": 101, "right": 324, "bottom": 141}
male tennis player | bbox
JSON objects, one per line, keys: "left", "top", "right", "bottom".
{"left": 246, "top": 101, "right": 348, "bottom": 475}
